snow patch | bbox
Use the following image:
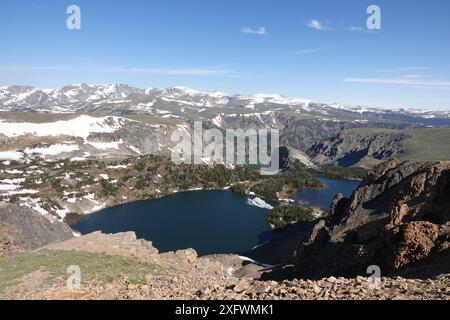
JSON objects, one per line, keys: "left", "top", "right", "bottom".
{"left": 24, "top": 144, "right": 79, "bottom": 156}
{"left": 0, "top": 151, "right": 24, "bottom": 161}
{"left": 246, "top": 197, "right": 274, "bottom": 210}
{"left": 0, "top": 115, "right": 124, "bottom": 141}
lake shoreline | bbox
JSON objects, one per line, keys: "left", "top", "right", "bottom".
{"left": 65, "top": 186, "right": 252, "bottom": 226}
{"left": 72, "top": 190, "right": 272, "bottom": 256}
{"left": 66, "top": 176, "right": 360, "bottom": 226}
{"left": 70, "top": 177, "right": 360, "bottom": 257}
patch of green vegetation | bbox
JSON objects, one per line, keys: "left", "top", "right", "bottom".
{"left": 0, "top": 250, "right": 162, "bottom": 293}
{"left": 353, "top": 157, "right": 383, "bottom": 169}
{"left": 123, "top": 114, "right": 184, "bottom": 126}
{"left": 229, "top": 184, "right": 246, "bottom": 196}
{"left": 99, "top": 180, "right": 120, "bottom": 197}
{"left": 400, "top": 128, "right": 450, "bottom": 161}
{"left": 345, "top": 127, "right": 450, "bottom": 163}
{"left": 267, "top": 205, "right": 315, "bottom": 229}
{"left": 319, "top": 164, "right": 368, "bottom": 180}
{"left": 0, "top": 112, "right": 80, "bottom": 123}
{"left": 134, "top": 176, "right": 149, "bottom": 190}
{"left": 251, "top": 161, "right": 322, "bottom": 200}
{"left": 50, "top": 177, "right": 66, "bottom": 193}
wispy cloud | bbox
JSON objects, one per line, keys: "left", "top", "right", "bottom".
{"left": 292, "top": 47, "right": 337, "bottom": 55}
{"left": 374, "top": 67, "right": 430, "bottom": 73}
{"left": 344, "top": 77, "right": 450, "bottom": 89}
{"left": 307, "top": 20, "right": 376, "bottom": 33}
{"left": 402, "top": 74, "right": 431, "bottom": 79}
{"left": 241, "top": 27, "right": 267, "bottom": 35}
{"left": 0, "top": 65, "right": 238, "bottom": 77}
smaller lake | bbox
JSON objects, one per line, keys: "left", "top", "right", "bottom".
{"left": 294, "top": 177, "right": 360, "bottom": 210}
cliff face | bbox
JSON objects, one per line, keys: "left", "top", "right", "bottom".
{"left": 307, "top": 131, "right": 407, "bottom": 167}
{"left": 285, "top": 160, "right": 450, "bottom": 279}
{"left": 0, "top": 204, "right": 74, "bottom": 256}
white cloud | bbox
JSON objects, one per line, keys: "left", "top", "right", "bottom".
{"left": 242, "top": 27, "right": 267, "bottom": 35}
{"left": 344, "top": 77, "right": 450, "bottom": 89}
{"left": 307, "top": 20, "right": 330, "bottom": 31}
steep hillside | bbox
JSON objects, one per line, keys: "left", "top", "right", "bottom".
{"left": 308, "top": 128, "right": 450, "bottom": 167}
{"left": 277, "top": 160, "right": 450, "bottom": 279}
{"left": 0, "top": 204, "right": 73, "bottom": 257}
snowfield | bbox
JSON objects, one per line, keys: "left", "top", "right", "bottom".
{"left": 0, "top": 184, "right": 21, "bottom": 191}
{"left": 0, "top": 151, "right": 24, "bottom": 160}
{"left": 24, "top": 144, "right": 80, "bottom": 156}
{"left": 0, "top": 115, "right": 125, "bottom": 140}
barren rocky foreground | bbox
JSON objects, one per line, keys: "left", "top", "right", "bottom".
{"left": 5, "top": 272, "right": 450, "bottom": 300}
{"left": 1, "top": 160, "right": 450, "bottom": 300}
{"left": 0, "top": 231, "right": 448, "bottom": 300}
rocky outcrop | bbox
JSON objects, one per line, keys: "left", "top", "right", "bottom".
{"left": 43, "top": 231, "right": 159, "bottom": 261}
{"left": 381, "top": 222, "right": 448, "bottom": 270}
{"left": 42, "top": 231, "right": 258, "bottom": 279}
{"left": 0, "top": 204, "right": 74, "bottom": 256}
{"left": 281, "top": 160, "right": 450, "bottom": 279}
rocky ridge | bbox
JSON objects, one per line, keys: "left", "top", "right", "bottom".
{"left": 280, "top": 160, "right": 450, "bottom": 279}
{"left": 0, "top": 204, "right": 74, "bottom": 257}
{"left": 307, "top": 130, "right": 408, "bottom": 167}
{"left": 1, "top": 84, "right": 449, "bottom": 125}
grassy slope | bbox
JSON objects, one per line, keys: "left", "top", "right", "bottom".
{"left": 0, "top": 250, "right": 163, "bottom": 292}
{"left": 0, "top": 112, "right": 81, "bottom": 123}
{"left": 345, "top": 127, "right": 450, "bottom": 163}
{"left": 400, "top": 129, "right": 450, "bottom": 161}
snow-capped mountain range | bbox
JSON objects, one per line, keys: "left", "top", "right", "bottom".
{"left": 0, "top": 84, "right": 319, "bottom": 115}
{"left": 1, "top": 84, "right": 449, "bottom": 119}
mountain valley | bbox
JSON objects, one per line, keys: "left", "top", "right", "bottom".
{"left": 0, "top": 84, "right": 449, "bottom": 300}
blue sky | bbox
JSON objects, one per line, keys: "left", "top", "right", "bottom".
{"left": 1, "top": 0, "right": 450, "bottom": 109}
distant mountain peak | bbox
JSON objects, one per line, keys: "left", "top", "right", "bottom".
{"left": 0, "top": 84, "right": 448, "bottom": 120}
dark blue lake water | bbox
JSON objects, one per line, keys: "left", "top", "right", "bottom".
{"left": 73, "top": 178, "right": 360, "bottom": 255}
{"left": 294, "top": 177, "right": 360, "bottom": 210}
{"left": 73, "top": 191, "right": 270, "bottom": 256}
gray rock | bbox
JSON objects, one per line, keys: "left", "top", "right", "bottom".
{"left": 0, "top": 204, "right": 74, "bottom": 254}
